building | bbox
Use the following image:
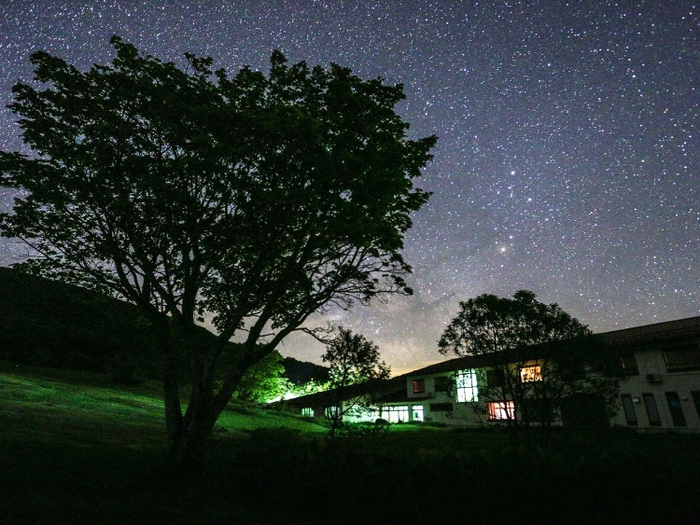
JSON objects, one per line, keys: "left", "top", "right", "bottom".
{"left": 283, "top": 316, "right": 700, "bottom": 430}
{"left": 606, "top": 316, "right": 700, "bottom": 429}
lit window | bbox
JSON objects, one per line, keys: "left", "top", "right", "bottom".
{"left": 520, "top": 365, "right": 542, "bottom": 382}
{"left": 487, "top": 401, "right": 515, "bottom": 421}
{"left": 301, "top": 407, "right": 313, "bottom": 417}
{"left": 381, "top": 405, "right": 409, "bottom": 423}
{"left": 412, "top": 379, "right": 426, "bottom": 394}
{"left": 412, "top": 405, "right": 424, "bottom": 422}
{"left": 456, "top": 369, "right": 478, "bottom": 402}
{"left": 324, "top": 406, "right": 341, "bottom": 419}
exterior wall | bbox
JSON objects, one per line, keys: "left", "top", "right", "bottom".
{"left": 295, "top": 326, "right": 700, "bottom": 432}
{"left": 612, "top": 344, "right": 700, "bottom": 430}
{"left": 403, "top": 371, "right": 488, "bottom": 427}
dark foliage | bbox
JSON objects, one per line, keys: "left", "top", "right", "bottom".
{"left": 282, "top": 356, "right": 330, "bottom": 385}
{"left": 0, "top": 37, "right": 435, "bottom": 459}
{"left": 0, "top": 266, "right": 161, "bottom": 383}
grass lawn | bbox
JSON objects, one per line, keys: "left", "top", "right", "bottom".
{"left": 3, "top": 361, "right": 700, "bottom": 524}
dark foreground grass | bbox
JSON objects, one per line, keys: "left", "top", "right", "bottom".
{"left": 3, "top": 362, "right": 700, "bottom": 524}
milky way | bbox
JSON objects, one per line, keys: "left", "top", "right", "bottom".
{"left": 1, "top": 1, "right": 698, "bottom": 374}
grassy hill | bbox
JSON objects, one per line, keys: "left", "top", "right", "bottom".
{"left": 3, "top": 360, "right": 700, "bottom": 524}
{"left": 0, "top": 360, "right": 328, "bottom": 523}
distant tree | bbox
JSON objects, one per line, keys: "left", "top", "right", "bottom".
{"left": 232, "top": 350, "right": 286, "bottom": 404}
{"left": 438, "top": 291, "right": 620, "bottom": 433}
{"left": 321, "top": 327, "right": 390, "bottom": 437}
{"left": 0, "top": 37, "right": 435, "bottom": 462}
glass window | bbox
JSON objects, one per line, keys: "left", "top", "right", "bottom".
{"left": 520, "top": 365, "right": 542, "bottom": 382}
{"left": 486, "top": 369, "right": 505, "bottom": 387}
{"left": 692, "top": 391, "right": 700, "bottom": 420}
{"left": 381, "top": 405, "right": 409, "bottom": 423}
{"left": 412, "top": 379, "right": 426, "bottom": 394}
{"left": 665, "top": 392, "right": 686, "bottom": 427}
{"left": 642, "top": 393, "right": 661, "bottom": 426}
{"left": 663, "top": 346, "right": 700, "bottom": 372}
{"left": 619, "top": 353, "right": 640, "bottom": 376}
{"left": 412, "top": 405, "right": 424, "bottom": 422}
{"left": 434, "top": 376, "right": 451, "bottom": 393}
{"left": 487, "top": 401, "right": 515, "bottom": 421}
{"left": 429, "top": 403, "right": 453, "bottom": 412}
{"left": 620, "top": 394, "right": 637, "bottom": 426}
{"left": 456, "top": 369, "right": 478, "bottom": 402}
{"left": 301, "top": 407, "right": 313, "bottom": 417}
{"left": 324, "top": 406, "right": 341, "bottom": 419}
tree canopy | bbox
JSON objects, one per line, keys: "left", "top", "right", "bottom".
{"left": 439, "top": 290, "right": 620, "bottom": 429}
{"left": 0, "top": 36, "right": 435, "bottom": 460}
{"left": 321, "top": 327, "right": 390, "bottom": 437}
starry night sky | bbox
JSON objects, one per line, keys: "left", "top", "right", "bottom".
{"left": 1, "top": 1, "right": 698, "bottom": 374}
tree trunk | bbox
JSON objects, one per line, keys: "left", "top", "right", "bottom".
{"left": 167, "top": 338, "right": 268, "bottom": 464}
{"left": 154, "top": 316, "right": 184, "bottom": 460}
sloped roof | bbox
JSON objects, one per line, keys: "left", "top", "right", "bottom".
{"left": 599, "top": 315, "right": 700, "bottom": 348}
{"left": 282, "top": 376, "right": 405, "bottom": 407}
{"left": 404, "top": 315, "right": 700, "bottom": 377}
{"left": 394, "top": 353, "right": 495, "bottom": 378}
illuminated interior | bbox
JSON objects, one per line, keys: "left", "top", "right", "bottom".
{"left": 381, "top": 405, "right": 409, "bottom": 423}
{"left": 412, "top": 405, "right": 424, "bottom": 422}
{"left": 520, "top": 365, "right": 542, "bottom": 382}
{"left": 456, "top": 369, "right": 478, "bottom": 402}
{"left": 487, "top": 401, "right": 515, "bottom": 421}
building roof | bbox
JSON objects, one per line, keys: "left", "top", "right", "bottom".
{"left": 395, "top": 353, "right": 495, "bottom": 378}
{"left": 599, "top": 315, "right": 700, "bottom": 348}
{"left": 282, "top": 376, "right": 405, "bottom": 407}
{"left": 403, "top": 315, "right": 700, "bottom": 377}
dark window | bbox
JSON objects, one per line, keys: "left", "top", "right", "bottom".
{"left": 619, "top": 353, "right": 640, "bottom": 376}
{"left": 692, "top": 391, "right": 700, "bottom": 420}
{"left": 430, "top": 403, "right": 453, "bottom": 412}
{"left": 486, "top": 369, "right": 505, "bottom": 388}
{"left": 412, "top": 379, "right": 426, "bottom": 394}
{"left": 665, "top": 392, "right": 686, "bottom": 427}
{"left": 434, "top": 376, "right": 451, "bottom": 393}
{"left": 620, "top": 394, "right": 638, "bottom": 426}
{"left": 643, "top": 393, "right": 661, "bottom": 426}
{"left": 663, "top": 346, "right": 700, "bottom": 372}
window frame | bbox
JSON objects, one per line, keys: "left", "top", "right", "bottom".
{"left": 642, "top": 393, "right": 662, "bottom": 426}
{"left": 619, "top": 353, "right": 640, "bottom": 376}
{"left": 519, "top": 364, "right": 543, "bottom": 382}
{"left": 620, "top": 394, "right": 638, "bottom": 426}
{"left": 665, "top": 391, "right": 687, "bottom": 427}
{"left": 455, "top": 369, "right": 479, "bottom": 402}
{"left": 381, "top": 405, "right": 409, "bottom": 423}
{"left": 662, "top": 345, "right": 700, "bottom": 372}
{"left": 412, "top": 378, "right": 426, "bottom": 394}
{"left": 487, "top": 400, "right": 515, "bottom": 421}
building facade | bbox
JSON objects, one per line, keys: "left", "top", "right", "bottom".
{"left": 284, "top": 316, "right": 700, "bottom": 431}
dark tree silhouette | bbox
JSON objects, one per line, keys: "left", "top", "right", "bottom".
{"left": 321, "top": 327, "right": 390, "bottom": 437}
{"left": 0, "top": 37, "right": 435, "bottom": 461}
{"left": 439, "top": 290, "right": 620, "bottom": 433}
